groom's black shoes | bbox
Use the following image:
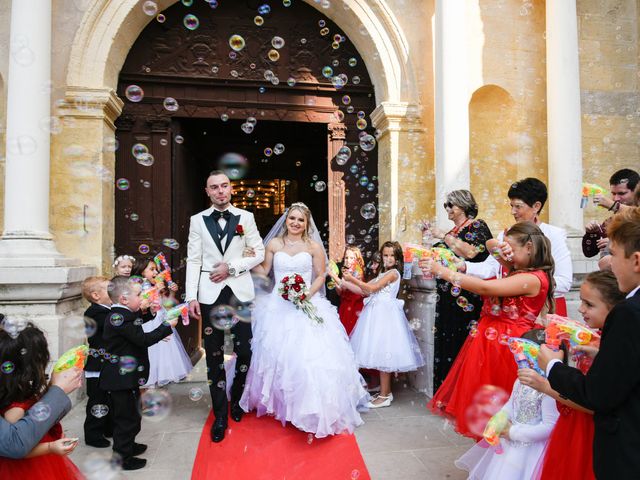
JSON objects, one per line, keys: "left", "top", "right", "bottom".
{"left": 230, "top": 403, "right": 244, "bottom": 422}
{"left": 211, "top": 417, "right": 227, "bottom": 443}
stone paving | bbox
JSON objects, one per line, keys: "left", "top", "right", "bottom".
{"left": 65, "top": 373, "right": 473, "bottom": 480}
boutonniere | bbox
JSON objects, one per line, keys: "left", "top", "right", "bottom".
{"left": 235, "top": 225, "right": 245, "bottom": 237}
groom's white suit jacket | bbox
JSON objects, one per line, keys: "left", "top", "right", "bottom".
{"left": 185, "top": 205, "right": 265, "bottom": 304}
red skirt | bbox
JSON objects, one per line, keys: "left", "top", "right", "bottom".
{"left": 338, "top": 290, "right": 363, "bottom": 335}
{"left": 0, "top": 452, "right": 83, "bottom": 479}
{"left": 427, "top": 315, "right": 532, "bottom": 439}
{"left": 537, "top": 405, "right": 595, "bottom": 480}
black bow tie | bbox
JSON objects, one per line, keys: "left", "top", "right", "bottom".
{"left": 212, "top": 210, "right": 231, "bottom": 221}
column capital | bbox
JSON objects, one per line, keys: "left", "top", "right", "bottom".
{"left": 57, "top": 87, "right": 124, "bottom": 130}
{"left": 370, "top": 102, "right": 425, "bottom": 138}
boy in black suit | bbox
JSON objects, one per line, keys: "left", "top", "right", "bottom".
{"left": 100, "top": 276, "right": 177, "bottom": 471}
{"left": 537, "top": 207, "right": 640, "bottom": 479}
{"left": 82, "top": 276, "right": 113, "bottom": 448}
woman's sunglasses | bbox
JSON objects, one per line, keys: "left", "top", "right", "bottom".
{"left": 443, "top": 202, "right": 454, "bottom": 210}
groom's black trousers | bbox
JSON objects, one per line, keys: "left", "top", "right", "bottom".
{"left": 200, "top": 286, "right": 253, "bottom": 422}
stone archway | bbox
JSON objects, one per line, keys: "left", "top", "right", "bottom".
{"left": 54, "top": 0, "right": 427, "bottom": 271}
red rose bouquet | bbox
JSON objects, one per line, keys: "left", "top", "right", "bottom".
{"left": 278, "top": 273, "right": 323, "bottom": 324}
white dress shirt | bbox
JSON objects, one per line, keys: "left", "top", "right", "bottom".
{"left": 465, "top": 222, "right": 573, "bottom": 297}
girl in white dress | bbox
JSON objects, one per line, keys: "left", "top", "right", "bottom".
{"left": 133, "top": 257, "right": 193, "bottom": 387}
{"left": 240, "top": 202, "right": 369, "bottom": 438}
{"left": 454, "top": 334, "right": 560, "bottom": 480}
{"left": 343, "top": 241, "right": 425, "bottom": 408}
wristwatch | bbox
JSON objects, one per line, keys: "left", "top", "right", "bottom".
{"left": 226, "top": 263, "right": 236, "bottom": 276}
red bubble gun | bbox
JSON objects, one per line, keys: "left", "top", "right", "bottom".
{"left": 581, "top": 183, "right": 607, "bottom": 208}
{"left": 507, "top": 337, "right": 543, "bottom": 375}
{"left": 154, "top": 252, "right": 176, "bottom": 289}
{"left": 544, "top": 314, "right": 600, "bottom": 351}
{"left": 482, "top": 410, "right": 509, "bottom": 452}
{"left": 166, "top": 303, "right": 189, "bottom": 326}
{"left": 53, "top": 345, "right": 89, "bottom": 373}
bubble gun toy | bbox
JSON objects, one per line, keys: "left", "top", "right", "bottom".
{"left": 327, "top": 260, "right": 341, "bottom": 289}
{"left": 581, "top": 183, "right": 607, "bottom": 208}
{"left": 482, "top": 410, "right": 509, "bottom": 453}
{"left": 141, "top": 285, "right": 160, "bottom": 305}
{"left": 507, "top": 337, "right": 543, "bottom": 375}
{"left": 165, "top": 303, "right": 190, "bottom": 326}
{"left": 403, "top": 244, "right": 459, "bottom": 271}
{"left": 544, "top": 314, "right": 600, "bottom": 351}
{"left": 154, "top": 252, "right": 176, "bottom": 289}
{"left": 53, "top": 345, "right": 89, "bottom": 373}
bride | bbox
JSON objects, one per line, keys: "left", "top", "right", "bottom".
{"left": 240, "top": 202, "right": 369, "bottom": 438}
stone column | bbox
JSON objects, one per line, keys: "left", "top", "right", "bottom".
{"left": 0, "top": 0, "right": 64, "bottom": 264}
{"left": 0, "top": 1, "right": 94, "bottom": 363}
{"left": 435, "top": 0, "right": 471, "bottom": 229}
{"left": 546, "top": 0, "right": 583, "bottom": 232}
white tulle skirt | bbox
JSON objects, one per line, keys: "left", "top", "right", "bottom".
{"left": 455, "top": 440, "right": 546, "bottom": 480}
{"left": 240, "top": 292, "right": 370, "bottom": 438}
{"left": 349, "top": 296, "right": 425, "bottom": 372}
{"left": 142, "top": 310, "right": 193, "bottom": 387}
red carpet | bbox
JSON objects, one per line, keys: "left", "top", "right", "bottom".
{"left": 191, "top": 412, "right": 370, "bottom": 480}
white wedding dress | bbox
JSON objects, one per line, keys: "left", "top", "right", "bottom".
{"left": 240, "top": 251, "right": 369, "bottom": 438}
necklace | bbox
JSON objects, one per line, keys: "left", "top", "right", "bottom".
{"left": 285, "top": 238, "right": 303, "bottom": 245}
{"left": 449, "top": 218, "right": 472, "bottom": 237}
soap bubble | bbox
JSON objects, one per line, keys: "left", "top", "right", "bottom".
{"left": 283, "top": 0, "right": 291, "bottom": 6}
{"left": 142, "top": 1, "right": 158, "bottom": 15}
{"left": 82, "top": 452, "right": 123, "bottom": 479}
{"left": 162, "top": 238, "right": 180, "bottom": 250}
{"left": 140, "top": 389, "right": 172, "bottom": 422}
{"left": 174, "top": 135, "right": 184, "bottom": 144}
{"left": 331, "top": 76, "right": 346, "bottom": 89}
{"left": 352, "top": 76, "right": 361, "bottom": 85}
{"left": 272, "top": 36, "right": 285, "bottom": 49}
{"left": 349, "top": 164, "right": 358, "bottom": 174}
{"left": 359, "top": 176, "right": 369, "bottom": 187}
{"left": 287, "top": 77, "right": 296, "bottom": 87}
{"left": 110, "top": 313, "right": 124, "bottom": 327}
{"left": 359, "top": 134, "right": 377, "bottom": 152}
{"left": 267, "top": 49, "right": 280, "bottom": 62}
{"left": 136, "top": 153, "right": 155, "bottom": 167}
{"left": 163, "top": 97, "right": 179, "bottom": 112}
{"left": 274, "top": 143, "right": 285, "bottom": 155}
{"left": 336, "top": 146, "right": 351, "bottom": 165}
{"left": 30, "top": 402, "right": 52, "bottom": 422}
{"left": 84, "top": 317, "right": 97, "bottom": 337}
{"left": 346, "top": 234, "right": 356, "bottom": 244}
{"left": 264, "top": 147, "right": 273, "bottom": 157}
{"left": 342, "top": 95, "right": 351, "bottom": 105}
{"left": 218, "top": 152, "right": 248, "bottom": 180}
{"left": 91, "top": 404, "right": 110, "bottom": 418}
{"left": 220, "top": 113, "right": 229, "bottom": 122}
{"left": 484, "top": 327, "right": 498, "bottom": 341}
{"left": 125, "top": 85, "right": 144, "bottom": 102}
{"left": 131, "top": 143, "right": 149, "bottom": 159}
{"left": 183, "top": 14, "right": 199, "bottom": 31}
{"left": 320, "top": 27, "right": 330, "bottom": 36}
{"left": 0, "top": 316, "right": 28, "bottom": 340}
{"left": 360, "top": 203, "right": 376, "bottom": 220}
{"left": 258, "top": 3, "right": 271, "bottom": 15}
{"left": 456, "top": 296, "right": 469, "bottom": 308}
{"left": 1, "top": 361, "right": 15, "bottom": 374}
{"left": 348, "top": 58, "right": 357, "bottom": 67}
{"left": 322, "top": 66, "right": 334, "bottom": 78}
{"left": 465, "top": 385, "right": 509, "bottom": 437}
{"left": 356, "top": 119, "right": 368, "bottom": 130}
{"left": 116, "top": 178, "right": 130, "bottom": 191}
{"left": 138, "top": 244, "right": 150, "bottom": 254}
{"left": 209, "top": 305, "right": 238, "bottom": 330}
{"left": 156, "top": 13, "right": 166, "bottom": 23}
{"left": 119, "top": 356, "right": 138, "bottom": 373}
{"left": 189, "top": 388, "right": 203, "bottom": 401}
{"left": 241, "top": 123, "right": 254, "bottom": 134}
{"left": 229, "top": 34, "right": 246, "bottom": 52}
{"left": 246, "top": 189, "right": 255, "bottom": 199}
{"left": 314, "top": 181, "right": 327, "bottom": 192}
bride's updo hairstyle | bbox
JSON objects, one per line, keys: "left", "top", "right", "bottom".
{"left": 279, "top": 202, "right": 314, "bottom": 242}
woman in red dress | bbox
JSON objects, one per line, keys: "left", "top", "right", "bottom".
{"left": 420, "top": 221, "right": 555, "bottom": 439}
{"left": 519, "top": 270, "right": 625, "bottom": 480}
{"left": 0, "top": 324, "right": 83, "bottom": 479}
{"left": 329, "top": 246, "right": 366, "bottom": 335}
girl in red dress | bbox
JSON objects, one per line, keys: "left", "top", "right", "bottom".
{"left": 420, "top": 221, "right": 555, "bottom": 439}
{"left": 519, "top": 270, "right": 625, "bottom": 480}
{"left": 328, "top": 246, "right": 365, "bottom": 335}
{"left": 0, "top": 324, "right": 83, "bottom": 479}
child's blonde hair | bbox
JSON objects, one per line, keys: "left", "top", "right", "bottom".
{"left": 81, "top": 276, "right": 109, "bottom": 303}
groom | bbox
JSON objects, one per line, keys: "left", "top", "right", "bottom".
{"left": 186, "top": 169, "right": 265, "bottom": 443}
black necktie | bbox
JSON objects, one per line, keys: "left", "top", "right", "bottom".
{"left": 212, "top": 210, "right": 231, "bottom": 221}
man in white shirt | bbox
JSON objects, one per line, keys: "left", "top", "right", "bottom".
{"left": 459, "top": 177, "right": 572, "bottom": 315}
